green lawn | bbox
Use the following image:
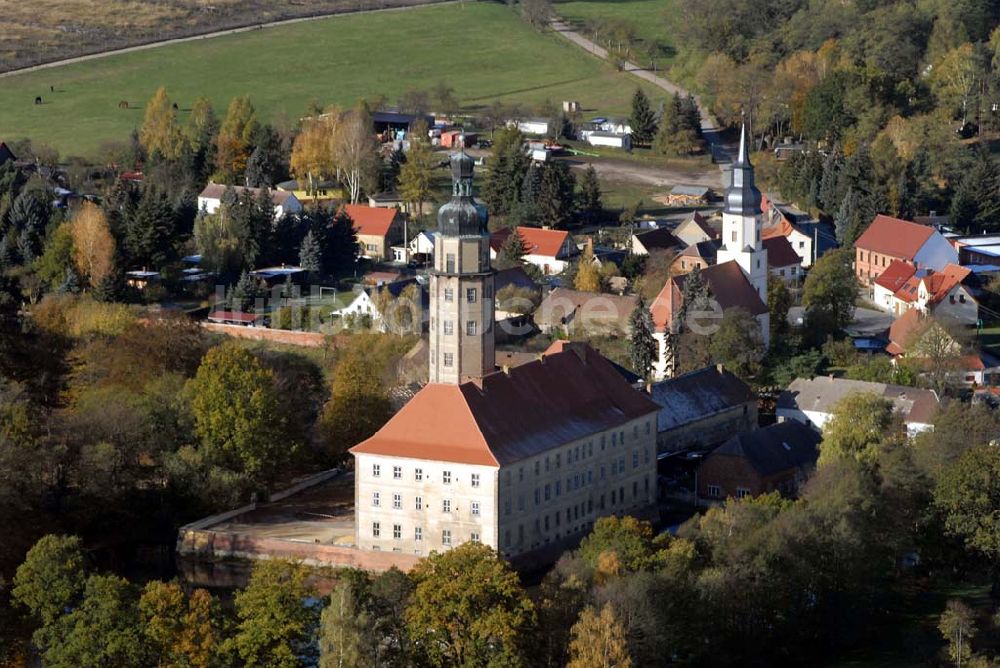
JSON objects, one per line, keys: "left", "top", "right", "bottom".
{"left": 0, "top": 2, "right": 662, "bottom": 158}
{"left": 554, "top": 0, "right": 678, "bottom": 69}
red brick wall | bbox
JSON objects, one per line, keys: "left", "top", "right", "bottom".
{"left": 178, "top": 529, "right": 421, "bottom": 572}
{"left": 203, "top": 322, "right": 329, "bottom": 347}
{"left": 697, "top": 455, "right": 763, "bottom": 499}
{"left": 855, "top": 247, "right": 904, "bottom": 288}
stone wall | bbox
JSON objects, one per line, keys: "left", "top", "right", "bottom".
{"left": 177, "top": 529, "right": 421, "bottom": 572}
{"left": 203, "top": 322, "right": 328, "bottom": 347}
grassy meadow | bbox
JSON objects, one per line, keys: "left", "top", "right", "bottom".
{"left": 0, "top": 2, "right": 662, "bottom": 158}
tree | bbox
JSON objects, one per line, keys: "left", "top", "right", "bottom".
{"left": 767, "top": 275, "right": 791, "bottom": 341}
{"left": 949, "top": 150, "right": 1000, "bottom": 234}
{"left": 139, "top": 581, "right": 222, "bottom": 668}
{"left": 653, "top": 93, "right": 699, "bottom": 156}
{"left": 819, "top": 392, "right": 897, "bottom": 468}
{"left": 629, "top": 88, "right": 657, "bottom": 146}
{"left": 566, "top": 604, "right": 632, "bottom": 668}
{"left": 319, "top": 580, "right": 372, "bottom": 668}
{"left": 187, "top": 342, "right": 293, "bottom": 480}
{"left": 709, "top": 307, "right": 765, "bottom": 379}
{"left": 70, "top": 201, "right": 116, "bottom": 289}
{"left": 577, "top": 164, "right": 603, "bottom": 224}
{"left": 334, "top": 106, "right": 379, "bottom": 204}
{"left": 186, "top": 97, "right": 219, "bottom": 154}
{"left": 399, "top": 139, "right": 434, "bottom": 218}
{"left": 12, "top": 534, "right": 86, "bottom": 629}
{"left": 520, "top": 0, "right": 552, "bottom": 29}
{"left": 536, "top": 160, "right": 576, "bottom": 229}
{"left": 913, "top": 402, "right": 1000, "bottom": 481}
{"left": 936, "top": 443, "right": 1000, "bottom": 561}
{"left": 40, "top": 574, "right": 148, "bottom": 667}
{"left": 578, "top": 516, "right": 663, "bottom": 573}
{"left": 290, "top": 114, "right": 338, "bottom": 196}
{"left": 124, "top": 185, "right": 176, "bottom": 268}
{"left": 482, "top": 127, "right": 529, "bottom": 216}
{"left": 215, "top": 95, "right": 259, "bottom": 183}
{"left": 574, "top": 250, "right": 601, "bottom": 293}
{"left": 139, "top": 87, "right": 184, "bottom": 161}
{"left": 228, "top": 560, "right": 319, "bottom": 668}
{"left": 320, "top": 350, "right": 391, "bottom": 462}
{"left": 802, "top": 249, "right": 856, "bottom": 345}
{"left": 405, "top": 542, "right": 535, "bottom": 668}
{"left": 494, "top": 228, "right": 527, "bottom": 270}
{"left": 299, "top": 230, "right": 322, "bottom": 275}
{"left": 629, "top": 294, "right": 657, "bottom": 379}
{"left": 938, "top": 599, "right": 977, "bottom": 667}
{"left": 34, "top": 223, "right": 75, "bottom": 288}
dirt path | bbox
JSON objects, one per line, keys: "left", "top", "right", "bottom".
{"left": 549, "top": 17, "right": 734, "bottom": 166}
{"left": 572, "top": 157, "right": 724, "bottom": 189}
{"left": 0, "top": 0, "right": 455, "bottom": 79}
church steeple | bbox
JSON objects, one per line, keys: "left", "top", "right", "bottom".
{"left": 716, "top": 118, "right": 769, "bottom": 307}
{"left": 724, "top": 120, "right": 762, "bottom": 217}
{"left": 428, "top": 150, "right": 495, "bottom": 384}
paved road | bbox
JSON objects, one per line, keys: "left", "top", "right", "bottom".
{"left": 550, "top": 18, "right": 732, "bottom": 165}
{"left": 0, "top": 0, "right": 456, "bottom": 79}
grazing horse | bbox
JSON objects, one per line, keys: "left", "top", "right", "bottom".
{"left": 172, "top": 102, "right": 178, "bottom": 110}
{"left": 34, "top": 96, "right": 42, "bottom": 105}
{"left": 118, "top": 100, "right": 129, "bottom": 109}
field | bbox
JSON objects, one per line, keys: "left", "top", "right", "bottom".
{"left": 553, "top": 0, "right": 679, "bottom": 69}
{"left": 0, "top": 2, "right": 662, "bottom": 158}
{"left": 0, "top": 0, "right": 448, "bottom": 72}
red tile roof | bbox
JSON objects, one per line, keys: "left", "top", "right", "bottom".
{"left": 887, "top": 308, "right": 925, "bottom": 354}
{"left": 351, "top": 343, "right": 659, "bottom": 466}
{"left": 490, "top": 227, "right": 574, "bottom": 258}
{"left": 762, "top": 235, "right": 801, "bottom": 268}
{"left": 874, "top": 260, "right": 917, "bottom": 293}
{"left": 855, "top": 215, "right": 935, "bottom": 259}
{"left": 343, "top": 204, "right": 399, "bottom": 237}
{"left": 924, "top": 264, "right": 972, "bottom": 305}
{"left": 650, "top": 260, "right": 767, "bottom": 332}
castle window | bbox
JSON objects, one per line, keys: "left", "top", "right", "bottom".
{"left": 466, "top": 288, "right": 477, "bottom": 303}
{"left": 442, "top": 530, "right": 452, "bottom": 546}
{"left": 446, "top": 254, "right": 456, "bottom": 273}
{"left": 415, "top": 468, "right": 423, "bottom": 481}
{"left": 372, "top": 522, "right": 380, "bottom": 537}
{"left": 444, "top": 320, "right": 454, "bottom": 335}
{"left": 471, "top": 473, "right": 480, "bottom": 488}
{"left": 415, "top": 527, "right": 423, "bottom": 541}
{"left": 737, "top": 488, "right": 750, "bottom": 499}
{"left": 372, "top": 492, "right": 380, "bottom": 507}
{"left": 443, "top": 353, "right": 454, "bottom": 367}
{"left": 443, "top": 470, "right": 452, "bottom": 484}
{"left": 393, "top": 493, "right": 402, "bottom": 509}
{"left": 415, "top": 496, "right": 422, "bottom": 510}
{"left": 731, "top": 230, "right": 737, "bottom": 243}
{"left": 471, "top": 532, "right": 481, "bottom": 543}
{"left": 472, "top": 501, "right": 481, "bottom": 516}
{"left": 372, "top": 464, "right": 380, "bottom": 477}
{"left": 393, "top": 524, "right": 401, "bottom": 539}
{"left": 443, "top": 499, "right": 452, "bottom": 513}
{"left": 444, "top": 287, "right": 454, "bottom": 302}
{"left": 466, "top": 320, "right": 478, "bottom": 336}
{"left": 393, "top": 466, "right": 402, "bottom": 479}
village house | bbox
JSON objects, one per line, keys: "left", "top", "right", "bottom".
{"left": 534, "top": 287, "right": 637, "bottom": 336}
{"left": 854, "top": 215, "right": 958, "bottom": 291}
{"left": 649, "top": 365, "right": 757, "bottom": 453}
{"left": 344, "top": 204, "right": 404, "bottom": 262}
{"left": 392, "top": 230, "right": 436, "bottom": 264}
{"left": 630, "top": 227, "right": 683, "bottom": 256}
{"left": 276, "top": 178, "right": 339, "bottom": 203}
{"left": 673, "top": 212, "right": 720, "bottom": 247}
{"left": 885, "top": 309, "right": 1000, "bottom": 387}
{"left": 351, "top": 153, "right": 658, "bottom": 560}
{"left": 777, "top": 376, "right": 939, "bottom": 437}
{"left": 762, "top": 235, "right": 802, "bottom": 281}
{"left": 332, "top": 277, "right": 427, "bottom": 332}
{"left": 490, "top": 226, "right": 579, "bottom": 275}
{"left": 586, "top": 132, "right": 632, "bottom": 150}
{"left": 197, "top": 183, "right": 304, "bottom": 217}
{"left": 760, "top": 193, "right": 821, "bottom": 268}
{"left": 953, "top": 234, "right": 1000, "bottom": 266}
{"left": 873, "top": 261, "right": 979, "bottom": 323}
{"left": 696, "top": 420, "right": 820, "bottom": 502}
{"left": 671, "top": 240, "right": 719, "bottom": 274}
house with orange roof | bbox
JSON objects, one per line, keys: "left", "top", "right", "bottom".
{"left": 489, "top": 226, "right": 579, "bottom": 275}
{"left": 886, "top": 309, "right": 999, "bottom": 386}
{"left": 343, "top": 204, "right": 403, "bottom": 261}
{"left": 876, "top": 262, "right": 979, "bottom": 324}
{"left": 762, "top": 235, "right": 802, "bottom": 281}
{"left": 761, "top": 194, "right": 818, "bottom": 268}
{"left": 855, "top": 215, "right": 957, "bottom": 292}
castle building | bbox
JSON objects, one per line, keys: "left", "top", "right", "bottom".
{"left": 351, "top": 152, "right": 659, "bottom": 560}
